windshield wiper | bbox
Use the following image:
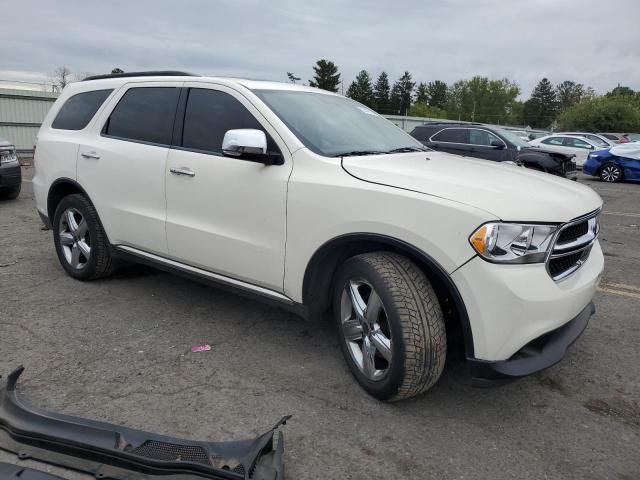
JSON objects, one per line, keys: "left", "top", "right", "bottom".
{"left": 332, "top": 150, "right": 386, "bottom": 157}
{"left": 387, "top": 146, "right": 429, "bottom": 153}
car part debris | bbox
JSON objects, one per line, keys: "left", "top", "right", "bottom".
{"left": 0, "top": 367, "right": 289, "bottom": 479}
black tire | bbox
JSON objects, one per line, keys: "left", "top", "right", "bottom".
{"left": 333, "top": 252, "right": 446, "bottom": 401}
{"left": 53, "top": 194, "right": 116, "bottom": 280}
{"left": 0, "top": 184, "right": 20, "bottom": 200}
{"left": 599, "top": 164, "right": 623, "bottom": 183}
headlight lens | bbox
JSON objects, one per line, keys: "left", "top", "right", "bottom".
{"left": 469, "top": 222, "right": 559, "bottom": 264}
{"left": 0, "top": 149, "right": 18, "bottom": 165}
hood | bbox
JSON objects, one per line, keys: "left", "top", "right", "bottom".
{"left": 342, "top": 151, "right": 602, "bottom": 222}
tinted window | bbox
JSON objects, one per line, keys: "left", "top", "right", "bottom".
{"left": 469, "top": 129, "right": 503, "bottom": 146}
{"left": 542, "top": 137, "right": 565, "bottom": 146}
{"left": 104, "top": 87, "right": 180, "bottom": 145}
{"left": 564, "top": 137, "right": 590, "bottom": 149}
{"left": 431, "top": 128, "right": 468, "bottom": 143}
{"left": 182, "top": 88, "right": 279, "bottom": 154}
{"left": 601, "top": 134, "right": 618, "bottom": 140}
{"left": 411, "top": 127, "right": 434, "bottom": 141}
{"left": 51, "top": 89, "right": 113, "bottom": 130}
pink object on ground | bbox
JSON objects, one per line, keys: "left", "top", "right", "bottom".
{"left": 191, "top": 344, "right": 212, "bottom": 353}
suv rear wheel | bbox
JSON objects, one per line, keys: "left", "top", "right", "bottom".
{"left": 53, "top": 194, "right": 116, "bottom": 280}
{"left": 333, "top": 252, "right": 446, "bottom": 401}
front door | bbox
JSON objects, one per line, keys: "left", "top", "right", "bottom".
{"left": 165, "top": 84, "right": 292, "bottom": 291}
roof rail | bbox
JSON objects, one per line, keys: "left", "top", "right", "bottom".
{"left": 417, "top": 121, "right": 484, "bottom": 126}
{"left": 83, "top": 71, "right": 198, "bottom": 81}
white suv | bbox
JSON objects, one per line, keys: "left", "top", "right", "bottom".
{"left": 33, "top": 72, "right": 604, "bottom": 401}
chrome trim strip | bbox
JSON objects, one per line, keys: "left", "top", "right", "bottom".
{"left": 115, "top": 245, "right": 294, "bottom": 304}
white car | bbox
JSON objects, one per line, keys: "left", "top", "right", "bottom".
{"left": 557, "top": 132, "right": 615, "bottom": 148}
{"left": 529, "top": 134, "right": 603, "bottom": 167}
{"left": 33, "top": 72, "right": 604, "bottom": 401}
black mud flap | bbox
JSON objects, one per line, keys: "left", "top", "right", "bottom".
{"left": 0, "top": 367, "right": 289, "bottom": 480}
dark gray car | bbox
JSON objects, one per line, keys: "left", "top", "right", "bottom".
{"left": 0, "top": 138, "right": 21, "bottom": 199}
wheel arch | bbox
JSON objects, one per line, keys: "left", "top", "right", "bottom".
{"left": 47, "top": 178, "right": 93, "bottom": 221}
{"left": 302, "top": 233, "right": 475, "bottom": 357}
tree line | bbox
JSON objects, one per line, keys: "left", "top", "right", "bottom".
{"left": 294, "top": 59, "right": 640, "bottom": 132}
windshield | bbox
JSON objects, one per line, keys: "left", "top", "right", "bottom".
{"left": 254, "top": 90, "right": 425, "bottom": 157}
{"left": 497, "top": 128, "right": 532, "bottom": 148}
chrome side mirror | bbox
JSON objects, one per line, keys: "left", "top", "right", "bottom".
{"left": 222, "top": 129, "right": 267, "bottom": 158}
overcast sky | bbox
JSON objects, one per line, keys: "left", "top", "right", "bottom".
{"left": 2, "top": 0, "right": 639, "bottom": 97}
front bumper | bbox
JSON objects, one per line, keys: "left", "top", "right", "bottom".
{"left": 0, "top": 163, "right": 21, "bottom": 189}
{"left": 452, "top": 240, "right": 603, "bottom": 362}
{"left": 468, "top": 301, "right": 594, "bottom": 386}
{"left": 0, "top": 367, "right": 288, "bottom": 480}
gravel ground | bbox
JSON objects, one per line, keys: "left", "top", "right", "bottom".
{"left": 0, "top": 169, "right": 638, "bottom": 479}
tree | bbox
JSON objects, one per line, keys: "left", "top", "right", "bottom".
{"left": 445, "top": 76, "right": 519, "bottom": 123}
{"left": 345, "top": 70, "right": 375, "bottom": 108}
{"left": 415, "top": 83, "right": 429, "bottom": 104}
{"left": 555, "top": 80, "right": 584, "bottom": 112}
{"left": 286, "top": 72, "right": 301, "bottom": 83}
{"left": 523, "top": 78, "right": 558, "bottom": 128}
{"left": 51, "top": 66, "right": 72, "bottom": 92}
{"left": 111, "top": 68, "right": 125, "bottom": 74}
{"left": 557, "top": 97, "right": 640, "bottom": 132}
{"left": 390, "top": 71, "right": 415, "bottom": 115}
{"left": 407, "top": 102, "right": 447, "bottom": 119}
{"left": 308, "top": 59, "right": 340, "bottom": 92}
{"left": 373, "top": 72, "right": 391, "bottom": 114}
{"left": 425, "top": 80, "right": 448, "bottom": 109}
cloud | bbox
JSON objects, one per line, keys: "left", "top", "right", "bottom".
{"left": 1, "top": 0, "right": 639, "bottom": 96}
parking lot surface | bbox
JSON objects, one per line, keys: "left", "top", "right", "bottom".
{"left": 1, "top": 169, "right": 639, "bottom": 479}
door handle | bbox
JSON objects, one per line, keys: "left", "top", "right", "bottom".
{"left": 170, "top": 167, "right": 195, "bottom": 177}
{"left": 81, "top": 151, "right": 100, "bottom": 160}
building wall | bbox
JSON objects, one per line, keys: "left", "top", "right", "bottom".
{"left": 0, "top": 88, "right": 58, "bottom": 153}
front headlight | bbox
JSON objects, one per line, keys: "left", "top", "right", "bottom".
{"left": 469, "top": 222, "right": 559, "bottom": 264}
{"left": 0, "top": 149, "right": 18, "bottom": 165}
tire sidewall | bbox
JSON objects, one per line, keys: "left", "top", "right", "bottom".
{"left": 53, "top": 195, "right": 100, "bottom": 280}
{"left": 333, "top": 256, "right": 407, "bottom": 400}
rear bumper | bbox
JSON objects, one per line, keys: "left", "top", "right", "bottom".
{"left": 0, "top": 164, "right": 21, "bottom": 189}
{"left": 0, "top": 367, "right": 288, "bottom": 480}
{"left": 468, "top": 302, "right": 594, "bottom": 386}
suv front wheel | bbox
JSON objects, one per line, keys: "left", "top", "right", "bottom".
{"left": 333, "top": 252, "right": 446, "bottom": 401}
{"left": 53, "top": 194, "right": 116, "bottom": 280}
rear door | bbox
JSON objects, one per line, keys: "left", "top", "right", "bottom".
{"left": 77, "top": 83, "right": 181, "bottom": 255}
{"left": 428, "top": 127, "right": 471, "bottom": 156}
{"left": 467, "top": 128, "right": 508, "bottom": 161}
{"left": 164, "top": 83, "right": 292, "bottom": 291}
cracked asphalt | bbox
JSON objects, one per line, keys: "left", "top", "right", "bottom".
{"left": 0, "top": 168, "right": 639, "bottom": 479}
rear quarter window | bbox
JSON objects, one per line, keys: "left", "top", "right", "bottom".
{"left": 51, "top": 89, "right": 113, "bottom": 130}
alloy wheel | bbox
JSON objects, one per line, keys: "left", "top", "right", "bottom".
{"left": 59, "top": 208, "right": 91, "bottom": 270}
{"left": 601, "top": 165, "right": 621, "bottom": 182}
{"left": 340, "top": 279, "right": 393, "bottom": 381}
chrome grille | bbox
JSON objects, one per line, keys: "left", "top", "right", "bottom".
{"left": 547, "top": 210, "right": 600, "bottom": 281}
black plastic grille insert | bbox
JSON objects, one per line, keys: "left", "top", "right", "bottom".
{"left": 131, "top": 440, "right": 211, "bottom": 465}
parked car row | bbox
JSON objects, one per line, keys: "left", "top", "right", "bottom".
{"left": 0, "top": 138, "right": 21, "bottom": 199}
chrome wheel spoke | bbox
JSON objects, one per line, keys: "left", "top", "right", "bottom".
{"left": 66, "top": 210, "right": 79, "bottom": 233}
{"left": 76, "top": 219, "right": 88, "bottom": 238}
{"left": 77, "top": 239, "right": 91, "bottom": 259}
{"left": 70, "top": 244, "right": 81, "bottom": 269}
{"left": 343, "top": 319, "right": 364, "bottom": 341}
{"left": 59, "top": 232, "right": 74, "bottom": 246}
{"left": 348, "top": 281, "right": 367, "bottom": 320}
{"left": 362, "top": 337, "right": 376, "bottom": 379}
{"left": 365, "top": 290, "right": 383, "bottom": 325}
{"left": 370, "top": 329, "right": 392, "bottom": 363}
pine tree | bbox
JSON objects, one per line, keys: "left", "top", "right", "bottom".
{"left": 346, "top": 70, "right": 375, "bottom": 108}
{"left": 373, "top": 72, "right": 391, "bottom": 114}
{"left": 391, "top": 71, "right": 415, "bottom": 115}
{"left": 415, "top": 83, "right": 429, "bottom": 104}
{"left": 523, "top": 78, "right": 558, "bottom": 128}
{"left": 308, "top": 59, "right": 340, "bottom": 93}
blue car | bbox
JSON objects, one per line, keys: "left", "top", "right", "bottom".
{"left": 583, "top": 144, "right": 640, "bottom": 183}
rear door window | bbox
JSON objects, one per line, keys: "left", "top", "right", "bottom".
{"left": 431, "top": 128, "right": 469, "bottom": 143}
{"left": 564, "top": 137, "right": 591, "bottom": 149}
{"left": 181, "top": 88, "right": 280, "bottom": 155}
{"left": 51, "top": 89, "right": 113, "bottom": 130}
{"left": 103, "top": 87, "right": 180, "bottom": 145}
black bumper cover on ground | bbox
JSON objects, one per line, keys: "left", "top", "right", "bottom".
{"left": 468, "top": 302, "right": 595, "bottom": 387}
{"left": 0, "top": 367, "right": 288, "bottom": 480}
{"left": 0, "top": 164, "right": 21, "bottom": 188}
